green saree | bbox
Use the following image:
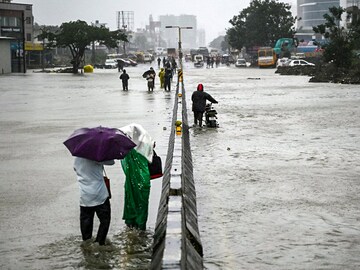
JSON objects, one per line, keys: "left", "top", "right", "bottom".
{"left": 121, "top": 149, "right": 151, "bottom": 230}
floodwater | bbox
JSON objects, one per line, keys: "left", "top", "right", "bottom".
{"left": 0, "top": 63, "right": 359, "bottom": 269}
{"left": 185, "top": 64, "right": 360, "bottom": 269}
{"left": 0, "top": 66, "right": 171, "bottom": 269}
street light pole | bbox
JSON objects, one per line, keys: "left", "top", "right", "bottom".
{"left": 165, "top": 26, "right": 192, "bottom": 69}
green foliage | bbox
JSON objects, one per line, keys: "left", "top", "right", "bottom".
{"left": 226, "top": 0, "right": 296, "bottom": 50}
{"left": 349, "top": 7, "right": 360, "bottom": 50}
{"left": 44, "top": 20, "right": 127, "bottom": 73}
{"left": 209, "top": 36, "right": 225, "bottom": 51}
{"left": 313, "top": 7, "right": 355, "bottom": 68}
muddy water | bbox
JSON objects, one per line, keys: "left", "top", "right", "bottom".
{"left": 0, "top": 67, "right": 171, "bottom": 269}
{"left": 1, "top": 64, "right": 359, "bottom": 269}
{"left": 184, "top": 64, "right": 360, "bottom": 269}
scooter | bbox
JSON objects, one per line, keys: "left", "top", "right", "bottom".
{"left": 204, "top": 103, "right": 219, "bottom": 128}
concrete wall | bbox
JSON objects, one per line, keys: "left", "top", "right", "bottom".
{"left": 151, "top": 73, "right": 203, "bottom": 269}
{"left": 0, "top": 40, "right": 12, "bottom": 74}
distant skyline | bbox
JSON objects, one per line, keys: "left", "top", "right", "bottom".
{"left": 16, "top": 0, "right": 296, "bottom": 44}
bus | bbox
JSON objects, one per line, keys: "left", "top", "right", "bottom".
{"left": 258, "top": 47, "right": 277, "bottom": 68}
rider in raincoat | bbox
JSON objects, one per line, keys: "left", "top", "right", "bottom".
{"left": 191, "top": 83, "right": 218, "bottom": 127}
{"left": 119, "top": 123, "right": 155, "bottom": 230}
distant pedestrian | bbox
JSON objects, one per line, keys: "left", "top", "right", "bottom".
{"left": 191, "top": 83, "right": 218, "bottom": 127}
{"left": 158, "top": 68, "right": 165, "bottom": 89}
{"left": 164, "top": 65, "right": 172, "bottom": 91}
{"left": 119, "top": 69, "right": 130, "bottom": 91}
{"left": 147, "top": 73, "right": 155, "bottom": 91}
{"left": 117, "top": 60, "right": 124, "bottom": 72}
{"left": 143, "top": 67, "right": 156, "bottom": 91}
{"left": 157, "top": 57, "right": 161, "bottom": 69}
{"left": 215, "top": 56, "right": 220, "bottom": 68}
{"left": 162, "top": 57, "right": 166, "bottom": 67}
{"left": 171, "top": 57, "right": 177, "bottom": 74}
{"left": 206, "top": 57, "right": 211, "bottom": 68}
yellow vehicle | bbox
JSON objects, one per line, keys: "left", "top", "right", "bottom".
{"left": 258, "top": 47, "right": 277, "bottom": 68}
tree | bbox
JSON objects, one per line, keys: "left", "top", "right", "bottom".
{"left": 227, "top": 0, "right": 296, "bottom": 50}
{"left": 209, "top": 35, "right": 225, "bottom": 51}
{"left": 313, "top": 7, "right": 355, "bottom": 68}
{"left": 45, "top": 20, "right": 127, "bottom": 73}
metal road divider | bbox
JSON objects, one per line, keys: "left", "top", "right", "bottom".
{"left": 151, "top": 66, "right": 203, "bottom": 269}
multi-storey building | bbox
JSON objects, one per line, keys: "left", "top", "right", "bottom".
{"left": 0, "top": 0, "right": 33, "bottom": 73}
{"left": 296, "top": 0, "right": 339, "bottom": 40}
{"left": 296, "top": 0, "right": 359, "bottom": 41}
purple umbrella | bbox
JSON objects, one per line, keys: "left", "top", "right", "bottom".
{"left": 64, "top": 126, "right": 136, "bottom": 162}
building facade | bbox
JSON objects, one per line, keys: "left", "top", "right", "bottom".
{"left": 0, "top": 36, "right": 13, "bottom": 74}
{"left": 0, "top": 0, "right": 33, "bottom": 73}
{"left": 296, "top": 0, "right": 359, "bottom": 41}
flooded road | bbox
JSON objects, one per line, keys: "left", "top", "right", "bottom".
{"left": 0, "top": 67, "right": 171, "bottom": 269}
{"left": 0, "top": 64, "right": 359, "bottom": 269}
{"left": 184, "top": 64, "right": 360, "bottom": 269}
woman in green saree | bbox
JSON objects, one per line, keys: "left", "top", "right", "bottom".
{"left": 120, "top": 124, "right": 154, "bottom": 230}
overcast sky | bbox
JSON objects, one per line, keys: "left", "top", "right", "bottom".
{"left": 17, "top": 0, "right": 296, "bottom": 44}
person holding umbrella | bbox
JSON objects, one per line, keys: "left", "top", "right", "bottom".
{"left": 64, "top": 126, "right": 136, "bottom": 245}
{"left": 143, "top": 67, "right": 156, "bottom": 91}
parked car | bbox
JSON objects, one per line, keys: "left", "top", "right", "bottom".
{"left": 143, "top": 54, "right": 153, "bottom": 63}
{"left": 117, "top": 58, "right": 131, "bottom": 67}
{"left": 126, "top": 58, "right": 137, "bottom": 66}
{"left": 104, "top": 59, "right": 118, "bottom": 69}
{"left": 235, "top": 58, "right": 247, "bottom": 67}
{"left": 288, "top": 59, "right": 315, "bottom": 67}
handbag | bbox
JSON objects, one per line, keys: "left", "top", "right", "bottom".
{"left": 148, "top": 150, "right": 163, "bottom": 179}
{"left": 103, "top": 168, "right": 111, "bottom": 199}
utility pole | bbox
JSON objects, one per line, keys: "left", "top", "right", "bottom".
{"left": 122, "top": 11, "right": 127, "bottom": 56}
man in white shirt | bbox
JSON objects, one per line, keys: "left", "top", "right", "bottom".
{"left": 73, "top": 157, "right": 115, "bottom": 245}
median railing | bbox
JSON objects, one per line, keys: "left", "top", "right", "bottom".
{"left": 151, "top": 66, "right": 203, "bottom": 269}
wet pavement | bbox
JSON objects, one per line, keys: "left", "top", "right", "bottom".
{"left": 0, "top": 63, "right": 360, "bottom": 269}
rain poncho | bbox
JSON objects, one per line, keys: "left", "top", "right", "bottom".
{"left": 158, "top": 68, "right": 165, "bottom": 89}
{"left": 119, "top": 123, "right": 154, "bottom": 230}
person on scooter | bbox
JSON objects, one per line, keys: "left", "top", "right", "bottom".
{"left": 191, "top": 83, "right": 218, "bottom": 127}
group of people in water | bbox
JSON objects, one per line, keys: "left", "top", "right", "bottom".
{"left": 119, "top": 57, "right": 178, "bottom": 92}
{"left": 72, "top": 71, "right": 219, "bottom": 247}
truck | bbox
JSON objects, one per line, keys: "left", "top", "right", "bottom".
{"left": 273, "top": 38, "right": 322, "bottom": 59}
{"left": 167, "top": 48, "right": 177, "bottom": 58}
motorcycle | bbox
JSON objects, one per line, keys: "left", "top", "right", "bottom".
{"left": 204, "top": 103, "right": 219, "bottom": 128}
